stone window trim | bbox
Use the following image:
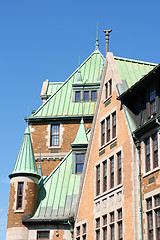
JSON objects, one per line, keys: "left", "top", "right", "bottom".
{"left": 95, "top": 147, "right": 123, "bottom": 198}
{"left": 75, "top": 220, "right": 87, "bottom": 240}
{"left": 48, "top": 123, "right": 62, "bottom": 149}
{"left": 16, "top": 182, "right": 24, "bottom": 210}
{"left": 141, "top": 129, "right": 160, "bottom": 176}
{"left": 144, "top": 189, "right": 160, "bottom": 240}
{"left": 99, "top": 107, "right": 117, "bottom": 149}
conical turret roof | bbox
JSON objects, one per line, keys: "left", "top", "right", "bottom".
{"left": 71, "top": 119, "right": 88, "bottom": 147}
{"left": 9, "top": 125, "right": 40, "bottom": 179}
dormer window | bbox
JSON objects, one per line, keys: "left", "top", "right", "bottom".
{"left": 105, "top": 79, "right": 112, "bottom": 99}
{"left": 91, "top": 90, "right": 97, "bottom": 101}
{"left": 76, "top": 154, "right": 85, "bottom": 173}
{"left": 75, "top": 91, "right": 81, "bottom": 102}
{"left": 84, "top": 91, "right": 89, "bottom": 101}
{"left": 149, "top": 88, "right": 156, "bottom": 115}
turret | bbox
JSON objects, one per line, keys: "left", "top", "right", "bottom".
{"left": 6, "top": 125, "right": 40, "bottom": 240}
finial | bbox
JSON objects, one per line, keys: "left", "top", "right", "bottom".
{"left": 95, "top": 25, "right": 99, "bottom": 50}
{"left": 103, "top": 29, "right": 112, "bottom": 55}
{"left": 75, "top": 56, "right": 83, "bottom": 83}
{"left": 27, "top": 107, "right": 29, "bottom": 125}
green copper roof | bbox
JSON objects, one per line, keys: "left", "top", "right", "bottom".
{"left": 46, "top": 82, "right": 63, "bottom": 97}
{"left": 30, "top": 49, "right": 104, "bottom": 119}
{"left": 114, "top": 56, "right": 157, "bottom": 88}
{"left": 71, "top": 119, "right": 88, "bottom": 146}
{"left": 30, "top": 150, "right": 81, "bottom": 220}
{"left": 9, "top": 125, "right": 40, "bottom": 179}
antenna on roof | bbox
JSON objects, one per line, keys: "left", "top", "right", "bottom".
{"left": 103, "top": 29, "right": 112, "bottom": 55}
{"left": 95, "top": 25, "right": 99, "bottom": 50}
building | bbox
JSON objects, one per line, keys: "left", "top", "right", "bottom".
{"left": 6, "top": 32, "right": 160, "bottom": 240}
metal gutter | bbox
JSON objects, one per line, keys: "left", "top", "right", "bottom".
{"left": 25, "top": 115, "right": 94, "bottom": 122}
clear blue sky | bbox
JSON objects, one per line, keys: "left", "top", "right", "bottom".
{"left": 0, "top": 0, "right": 159, "bottom": 239}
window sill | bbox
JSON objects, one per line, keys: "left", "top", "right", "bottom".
{"left": 143, "top": 167, "right": 160, "bottom": 178}
{"left": 48, "top": 146, "right": 61, "bottom": 149}
{"left": 14, "top": 209, "right": 24, "bottom": 213}
{"left": 99, "top": 137, "right": 117, "bottom": 151}
{"left": 94, "top": 184, "right": 123, "bottom": 201}
{"left": 103, "top": 95, "right": 112, "bottom": 104}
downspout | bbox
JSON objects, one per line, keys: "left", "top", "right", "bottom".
{"left": 133, "top": 134, "right": 143, "bottom": 240}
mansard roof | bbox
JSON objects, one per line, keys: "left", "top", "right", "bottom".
{"left": 29, "top": 49, "right": 104, "bottom": 120}
{"left": 9, "top": 125, "right": 40, "bottom": 179}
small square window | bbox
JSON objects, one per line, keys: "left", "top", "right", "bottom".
{"left": 37, "top": 231, "right": 49, "bottom": 240}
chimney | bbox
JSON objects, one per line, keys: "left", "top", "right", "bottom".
{"left": 103, "top": 29, "right": 112, "bottom": 56}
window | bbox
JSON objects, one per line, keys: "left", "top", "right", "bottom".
{"left": 145, "top": 194, "right": 160, "bottom": 240}
{"left": 17, "top": 182, "right": 24, "bottom": 210}
{"left": 105, "top": 79, "right": 112, "bottom": 99}
{"left": 153, "top": 133, "right": 158, "bottom": 168}
{"left": 96, "top": 165, "right": 100, "bottom": 196}
{"left": 112, "top": 112, "right": 116, "bottom": 139}
{"left": 117, "top": 152, "right": 122, "bottom": 185}
{"left": 100, "top": 111, "right": 117, "bottom": 147}
{"left": 106, "top": 116, "right": 111, "bottom": 143}
{"left": 75, "top": 91, "right": 81, "bottom": 102}
{"left": 76, "top": 223, "right": 87, "bottom": 240}
{"left": 37, "top": 231, "right": 49, "bottom": 240}
{"left": 95, "top": 151, "right": 122, "bottom": 196}
{"left": 110, "top": 156, "right": 114, "bottom": 189}
{"left": 84, "top": 91, "right": 89, "bottom": 101}
{"left": 144, "top": 133, "right": 159, "bottom": 173}
{"left": 149, "top": 88, "right": 156, "bottom": 115}
{"left": 91, "top": 90, "right": 97, "bottom": 101}
{"left": 118, "top": 209, "right": 123, "bottom": 240}
{"left": 145, "top": 137, "right": 151, "bottom": 172}
{"left": 51, "top": 124, "right": 60, "bottom": 146}
{"left": 103, "top": 160, "right": 107, "bottom": 192}
{"left": 101, "top": 120, "right": 105, "bottom": 146}
{"left": 76, "top": 154, "right": 85, "bottom": 173}
{"left": 95, "top": 218, "right": 100, "bottom": 240}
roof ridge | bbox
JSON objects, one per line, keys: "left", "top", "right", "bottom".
{"left": 31, "top": 50, "right": 104, "bottom": 117}
{"left": 114, "top": 56, "right": 158, "bottom": 66}
{"left": 40, "top": 150, "right": 72, "bottom": 188}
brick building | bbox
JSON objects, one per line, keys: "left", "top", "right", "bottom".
{"left": 6, "top": 33, "right": 160, "bottom": 240}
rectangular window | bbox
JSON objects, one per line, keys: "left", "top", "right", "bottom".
{"left": 91, "top": 90, "right": 97, "bottom": 101}
{"left": 118, "top": 221, "right": 123, "bottom": 240}
{"left": 156, "top": 210, "right": 160, "bottom": 240}
{"left": 96, "top": 229, "right": 100, "bottom": 240}
{"left": 96, "top": 165, "right": 100, "bottom": 195}
{"left": 112, "top": 112, "right": 116, "bottom": 138}
{"left": 103, "top": 214, "right": 107, "bottom": 225}
{"left": 117, "top": 152, "right": 122, "bottom": 185}
{"left": 149, "top": 88, "right": 156, "bottom": 115}
{"left": 106, "top": 116, "right": 111, "bottom": 143}
{"left": 17, "top": 182, "right": 24, "bottom": 210}
{"left": 147, "top": 198, "right": 152, "bottom": 210}
{"left": 110, "top": 156, "right": 114, "bottom": 188}
{"left": 82, "top": 223, "right": 86, "bottom": 234}
{"left": 76, "top": 226, "right": 80, "bottom": 236}
{"left": 145, "top": 137, "right": 151, "bottom": 172}
{"left": 103, "top": 227, "right": 107, "bottom": 240}
{"left": 103, "top": 160, "right": 107, "bottom": 192}
{"left": 51, "top": 124, "right": 60, "bottom": 146}
{"left": 84, "top": 91, "right": 89, "bottom": 101}
{"left": 118, "top": 209, "right": 122, "bottom": 220}
{"left": 153, "top": 133, "right": 158, "bottom": 168}
{"left": 155, "top": 194, "right": 160, "bottom": 207}
{"left": 76, "top": 154, "right": 84, "bottom": 173}
{"left": 148, "top": 212, "right": 154, "bottom": 240}
{"left": 96, "top": 218, "right": 100, "bottom": 228}
{"left": 105, "top": 82, "right": 108, "bottom": 99}
{"left": 75, "top": 91, "right": 81, "bottom": 102}
{"left": 37, "top": 231, "right": 49, "bottom": 240}
{"left": 109, "top": 79, "right": 112, "bottom": 96}
{"left": 101, "top": 120, "right": 105, "bottom": 146}
{"left": 110, "top": 224, "right": 115, "bottom": 240}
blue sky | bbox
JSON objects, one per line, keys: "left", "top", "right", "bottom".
{"left": 0, "top": 0, "right": 159, "bottom": 239}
